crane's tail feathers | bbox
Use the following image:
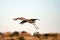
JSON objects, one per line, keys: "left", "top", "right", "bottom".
{"left": 37, "top": 19, "right": 40, "bottom": 21}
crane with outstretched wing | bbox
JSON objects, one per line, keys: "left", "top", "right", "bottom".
{"left": 13, "top": 17, "right": 40, "bottom": 29}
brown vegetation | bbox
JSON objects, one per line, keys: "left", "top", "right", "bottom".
{"left": 0, "top": 31, "right": 60, "bottom": 40}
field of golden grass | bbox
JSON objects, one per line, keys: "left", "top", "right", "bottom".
{"left": 0, "top": 31, "right": 60, "bottom": 40}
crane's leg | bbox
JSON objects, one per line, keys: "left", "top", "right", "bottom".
{"left": 33, "top": 23, "right": 37, "bottom": 29}
{"left": 34, "top": 23, "right": 39, "bottom": 29}
{"left": 32, "top": 23, "right": 39, "bottom": 29}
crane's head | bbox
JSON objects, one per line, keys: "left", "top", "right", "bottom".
{"left": 13, "top": 18, "right": 19, "bottom": 21}
{"left": 13, "top": 17, "right": 26, "bottom": 21}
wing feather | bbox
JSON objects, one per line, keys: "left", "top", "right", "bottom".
{"left": 20, "top": 20, "right": 27, "bottom": 24}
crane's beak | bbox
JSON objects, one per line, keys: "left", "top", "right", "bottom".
{"left": 13, "top": 18, "right": 17, "bottom": 21}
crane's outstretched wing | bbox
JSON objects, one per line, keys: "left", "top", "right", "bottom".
{"left": 20, "top": 20, "right": 27, "bottom": 24}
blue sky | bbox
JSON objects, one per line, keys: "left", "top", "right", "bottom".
{"left": 0, "top": 0, "right": 60, "bottom": 34}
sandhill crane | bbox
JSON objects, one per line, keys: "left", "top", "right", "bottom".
{"left": 13, "top": 17, "right": 40, "bottom": 29}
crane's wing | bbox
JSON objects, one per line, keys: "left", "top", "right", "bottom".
{"left": 20, "top": 20, "right": 27, "bottom": 24}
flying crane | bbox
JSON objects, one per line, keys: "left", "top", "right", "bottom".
{"left": 13, "top": 17, "right": 40, "bottom": 29}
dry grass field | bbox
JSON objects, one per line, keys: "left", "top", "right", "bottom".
{"left": 0, "top": 31, "right": 60, "bottom": 40}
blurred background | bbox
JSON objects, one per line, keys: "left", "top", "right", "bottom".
{"left": 0, "top": 0, "right": 60, "bottom": 34}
